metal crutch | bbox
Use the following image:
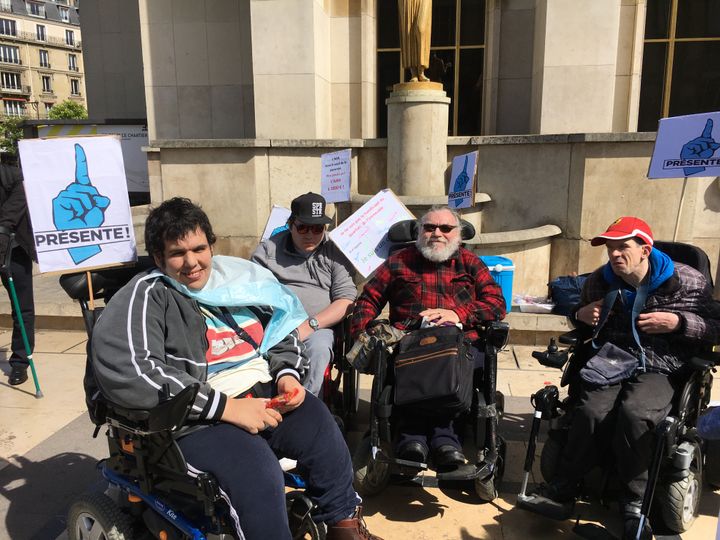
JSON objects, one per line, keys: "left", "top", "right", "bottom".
{"left": 0, "top": 227, "right": 42, "bottom": 398}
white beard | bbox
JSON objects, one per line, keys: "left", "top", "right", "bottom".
{"left": 416, "top": 235, "right": 461, "bottom": 262}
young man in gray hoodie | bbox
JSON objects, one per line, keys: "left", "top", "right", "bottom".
{"left": 251, "top": 192, "right": 356, "bottom": 396}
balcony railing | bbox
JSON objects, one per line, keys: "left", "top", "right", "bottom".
{"left": 17, "top": 31, "right": 82, "bottom": 49}
{"left": 68, "top": 65, "right": 78, "bottom": 72}
{"left": 1, "top": 85, "right": 31, "bottom": 94}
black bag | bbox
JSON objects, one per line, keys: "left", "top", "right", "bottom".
{"left": 393, "top": 325, "right": 473, "bottom": 415}
{"left": 549, "top": 274, "right": 589, "bottom": 316}
{"left": 579, "top": 342, "right": 638, "bottom": 387}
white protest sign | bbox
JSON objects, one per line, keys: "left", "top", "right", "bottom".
{"left": 448, "top": 151, "right": 477, "bottom": 209}
{"left": 18, "top": 136, "right": 137, "bottom": 273}
{"left": 329, "top": 189, "right": 414, "bottom": 278}
{"left": 38, "top": 124, "right": 149, "bottom": 193}
{"left": 321, "top": 148, "right": 351, "bottom": 203}
{"left": 648, "top": 111, "right": 720, "bottom": 179}
{"left": 261, "top": 205, "right": 291, "bottom": 240}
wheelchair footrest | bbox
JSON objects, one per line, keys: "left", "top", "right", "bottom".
{"left": 436, "top": 463, "right": 487, "bottom": 482}
{"left": 516, "top": 492, "right": 574, "bottom": 521}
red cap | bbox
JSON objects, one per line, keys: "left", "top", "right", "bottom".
{"left": 590, "top": 216, "right": 654, "bottom": 246}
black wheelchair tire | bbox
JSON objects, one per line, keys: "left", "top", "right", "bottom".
{"left": 540, "top": 435, "right": 563, "bottom": 483}
{"left": 67, "top": 491, "right": 135, "bottom": 540}
{"left": 474, "top": 435, "right": 506, "bottom": 502}
{"left": 292, "top": 515, "right": 326, "bottom": 540}
{"left": 352, "top": 436, "right": 391, "bottom": 497}
{"left": 342, "top": 367, "right": 360, "bottom": 420}
{"left": 658, "top": 467, "right": 701, "bottom": 533}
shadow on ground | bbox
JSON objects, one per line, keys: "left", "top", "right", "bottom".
{"left": 0, "top": 452, "right": 103, "bottom": 540}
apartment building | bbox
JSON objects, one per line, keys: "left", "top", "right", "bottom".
{"left": 0, "top": 0, "right": 83, "bottom": 119}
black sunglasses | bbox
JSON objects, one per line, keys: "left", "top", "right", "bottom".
{"left": 295, "top": 223, "right": 325, "bottom": 234}
{"left": 422, "top": 223, "right": 457, "bottom": 234}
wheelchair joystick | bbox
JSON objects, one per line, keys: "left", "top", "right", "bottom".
{"left": 532, "top": 338, "right": 569, "bottom": 370}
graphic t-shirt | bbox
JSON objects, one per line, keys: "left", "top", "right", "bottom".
{"left": 201, "top": 305, "right": 272, "bottom": 397}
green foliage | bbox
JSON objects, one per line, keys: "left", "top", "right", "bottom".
{"left": 0, "top": 116, "right": 24, "bottom": 157}
{"left": 47, "top": 99, "right": 88, "bottom": 120}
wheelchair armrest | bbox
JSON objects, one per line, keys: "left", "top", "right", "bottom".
{"left": 484, "top": 321, "right": 510, "bottom": 349}
{"left": 558, "top": 329, "right": 582, "bottom": 346}
{"left": 687, "top": 351, "right": 720, "bottom": 371}
{"left": 107, "top": 383, "right": 200, "bottom": 433}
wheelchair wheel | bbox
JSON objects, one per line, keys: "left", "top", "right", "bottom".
{"left": 342, "top": 366, "right": 360, "bottom": 420}
{"left": 658, "top": 466, "right": 701, "bottom": 533}
{"left": 474, "top": 435, "right": 506, "bottom": 502}
{"left": 67, "top": 491, "right": 135, "bottom": 540}
{"left": 353, "top": 436, "right": 391, "bottom": 496}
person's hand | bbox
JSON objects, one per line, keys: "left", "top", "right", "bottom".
{"left": 636, "top": 312, "right": 681, "bottom": 334}
{"left": 576, "top": 300, "right": 603, "bottom": 326}
{"left": 220, "top": 397, "right": 282, "bottom": 434}
{"left": 681, "top": 119, "right": 720, "bottom": 176}
{"left": 296, "top": 320, "right": 313, "bottom": 341}
{"left": 419, "top": 308, "right": 460, "bottom": 326}
{"left": 276, "top": 375, "right": 305, "bottom": 413}
{"left": 52, "top": 144, "right": 110, "bottom": 264}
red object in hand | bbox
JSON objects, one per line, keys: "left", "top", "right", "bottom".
{"left": 266, "top": 387, "right": 299, "bottom": 409}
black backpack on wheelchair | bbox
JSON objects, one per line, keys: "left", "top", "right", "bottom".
{"left": 351, "top": 218, "right": 510, "bottom": 501}
{"left": 59, "top": 260, "right": 322, "bottom": 540}
{"left": 517, "top": 240, "right": 719, "bottom": 535}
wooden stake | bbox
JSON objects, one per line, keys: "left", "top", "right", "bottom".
{"left": 86, "top": 271, "right": 95, "bottom": 311}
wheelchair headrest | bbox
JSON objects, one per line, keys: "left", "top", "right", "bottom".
{"left": 388, "top": 219, "right": 476, "bottom": 243}
{"left": 654, "top": 240, "right": 714, "bottom": 288}
{"left": 59, "top": 256, "right": 156, "bottom": 302}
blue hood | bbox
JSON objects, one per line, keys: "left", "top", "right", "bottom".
{"left": 602, "top": 247, "right": 674, "bottom": 308}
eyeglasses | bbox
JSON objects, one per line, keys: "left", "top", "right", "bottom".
{"left": 422, "top": 223, "right": 457, "bottom": 234}
{"left": 295, "top": 223, "right": 325, "bottom": 234}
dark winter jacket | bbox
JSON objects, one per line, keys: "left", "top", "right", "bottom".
{"left": 0, "top": 164, "right": 36, "bottom": 261}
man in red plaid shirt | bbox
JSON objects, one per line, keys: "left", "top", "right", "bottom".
{"left": 351, "top": 205, "right": 506, "bottom": 469}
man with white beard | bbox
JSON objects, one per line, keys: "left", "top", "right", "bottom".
{"left": 351, "top": 205, "right": 506, "bottom": 470}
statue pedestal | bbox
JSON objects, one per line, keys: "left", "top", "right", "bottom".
{"left": 386, "top": 82, "right": 450, "bottom": 197}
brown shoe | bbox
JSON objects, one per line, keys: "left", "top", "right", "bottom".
{"left": 326, "top": 507, "right": 383, "bottom": 540}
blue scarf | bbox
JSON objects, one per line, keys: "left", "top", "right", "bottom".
{"left": 602, "top": 247, "right": 674, "bottom": 309}
{"left": 162, "top": 255, "right": 308, "bottom": 354}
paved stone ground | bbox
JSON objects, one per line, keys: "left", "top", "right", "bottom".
{"left": 0, "top": 331, "right": 717, "bottom": 539}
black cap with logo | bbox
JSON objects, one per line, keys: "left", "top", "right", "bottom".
{"left": 290, "top": 192, "right": 332, "bottom": 225}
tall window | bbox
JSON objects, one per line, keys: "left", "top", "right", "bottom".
{"left": 27, "top": 1, "right": 45, "bottom": 18}
{"left": 0, "top": 18, "right": 16, "bottom": 36}
{"left": 376, "top": 0, "right": 486, "bottom": 136}
{"left": 43, "top": 102, "right": 52, "bottom": 116}
{"left": 36, "top": 24, "right": 45, "bottom": 41}
{"left": 0, "top": 0, "right": 11, "bottom": 13}
{"left": 0, "top": 71, "right": 20, "bottom": 90}
{"left": 59, "top": 6, "right": 69, "bottom": 22}
{"left": 39, "top": 49, "right": 48, "bottom": 67}
{"left": 41, "top": 74, "right": 51, "bottom": 92}
{"left": 3, "top": 99, "right": 23, "bottom": 116}
{"left": 70, "top": 78, "right": 79, "bottom": 95}
{"left": 638, "top": 0, "right": 720, "bottom": 131}
{"left": 0, "top": 45, "right": 20, "bottom": 64}
{"left": 68, "top": 53, "right": 77, "bottom": 71}
{"left": 65, "top": 29, "right": 74, "bottom": 45}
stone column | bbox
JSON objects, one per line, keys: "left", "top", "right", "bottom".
{"left": 386, "top": 82, "right": 450, "bottom": 196}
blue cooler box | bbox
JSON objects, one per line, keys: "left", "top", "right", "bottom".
{"left": 479, "top": 256, "right": 515, "bottom": 313}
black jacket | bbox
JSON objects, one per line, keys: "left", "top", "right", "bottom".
{"left": 0, "top": 164, "right": 36, "bottom": 261}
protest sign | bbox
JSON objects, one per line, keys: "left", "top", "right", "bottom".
{"left": 261, "top": 205, "right": 292, "bottom": 240}
{"left": 448, "top": 151, "right": 477, "bottom": 209}
{"left": 321, "top": 148, "right": 351, "bottom": 203}
{"left": 648, "top": 111, "right": 720, "bottom": 179}
{"left": 18, "top": 136, "right": 137, "bottom": 273}
{"left": 329, "top": 189, "right": 414, "bottom": 278}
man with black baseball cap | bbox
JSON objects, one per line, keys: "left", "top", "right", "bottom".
{"left": 523, "top": 216, "right": 720, "bottom": 539}
{"left": 252, "top": 192, "right": 356, "bottom": 396}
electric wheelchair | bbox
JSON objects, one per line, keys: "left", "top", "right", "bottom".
{"left": 516, "top": 241, "right": 720, "bottom": 536}
{"left": 59, "top": 260, "right": 323, "bottom": 540}
{"left": 351, "top": 219, "right": 510, "bottom": 501}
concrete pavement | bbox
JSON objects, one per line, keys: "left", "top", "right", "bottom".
{"left": 1, "top": 325, "right": 718, "bottom": 539}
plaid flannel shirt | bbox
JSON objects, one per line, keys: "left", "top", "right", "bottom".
{"left": 350, "top": 245, "right": 506, "bottom": 341}
{"left": 572, "top": 262, "right": 720, "bottom": 374}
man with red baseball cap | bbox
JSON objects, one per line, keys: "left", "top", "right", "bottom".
{"left": 524, "top": 216, "right": 720, "bottom": 539}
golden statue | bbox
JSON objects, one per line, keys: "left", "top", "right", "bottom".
{"left": 398, "top": 0, "right": 432, "bottom": 82}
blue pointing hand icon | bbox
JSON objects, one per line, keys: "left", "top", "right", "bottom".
{"left": 52, "top": 144, "right": 110, "bottom": 263}
{"left": 680, "top": 119, "right": 720, "bottom": 176}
